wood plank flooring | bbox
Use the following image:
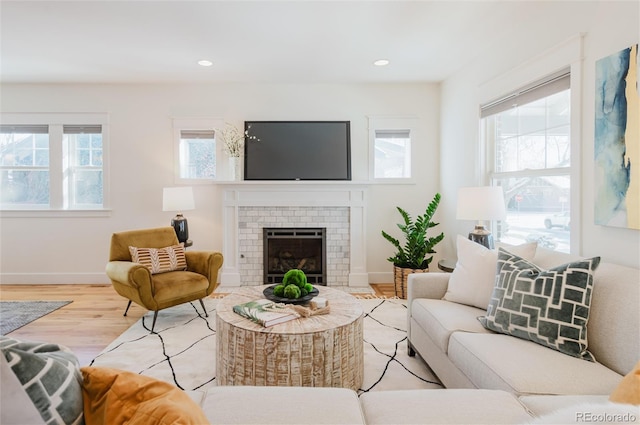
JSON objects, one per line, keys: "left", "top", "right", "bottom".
{"left": 0, "top": 283, "right": 396, "bottom": 366}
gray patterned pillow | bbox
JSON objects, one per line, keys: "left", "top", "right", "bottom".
{"left": 0, "top": 336, "right": 84, "bottom": 425}
{"left": 479, "top": 248, "right": 600, "bottom": 361}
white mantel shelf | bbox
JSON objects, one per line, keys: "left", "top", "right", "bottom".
{"left": 219, "top": 183, "right": 369, "bottom": 288}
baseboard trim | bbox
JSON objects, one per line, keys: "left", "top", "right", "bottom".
{"left": 0, "top": 273, "right": 110, "bottom": 284}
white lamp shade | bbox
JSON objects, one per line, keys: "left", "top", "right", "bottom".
{"left": 162, "top": 187, "right": 195, "bottom": 212}
{"left": 456, "top": 186, "right": 506, "bottom": 221}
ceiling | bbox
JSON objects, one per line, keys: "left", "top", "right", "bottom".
{"left": 0, "top": 1, "right": 581, "bottom": 84}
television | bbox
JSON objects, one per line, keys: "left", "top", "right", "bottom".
{"left": 243, "top": 121, "right": 351, "bottom": 181}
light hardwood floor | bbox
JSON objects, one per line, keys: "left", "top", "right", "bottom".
{"left": 0, "top": 283, "right": 395, "bottom": 366}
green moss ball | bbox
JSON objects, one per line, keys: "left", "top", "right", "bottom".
{"left": 282, "top": 269, "right": 308, "bottom": 288}
{"left": 283, "top": 284, "right": 301, "bottom": 299}
{"left": 273, "top": 284, "right": 286, "bottom": 297}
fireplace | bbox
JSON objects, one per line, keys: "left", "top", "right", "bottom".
{"left": 263, "top": 227, "right": 326, "bottom": 285}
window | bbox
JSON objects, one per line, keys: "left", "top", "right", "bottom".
{"left": 374, "top": 129, "right": 411, "bottom": 178}
{"left": 482, "top": 70, "right": 571, "bottom": 252}
{"left": 0, "top": 114, "right": 108, "bottom": 211}
{"left": 0, "top": 125, "right": 50, "bottom": 206}
{"left": 369, "top": 116, "right": 416, "bottom": 181}
{"left": 179, "top": 130, "right": 216, "bottom": 179}
{"left": 172, "top": 118, "right": 223, "bottom": 183}
{"left": 64, "top": 125, "right": 103, "bottom": 207}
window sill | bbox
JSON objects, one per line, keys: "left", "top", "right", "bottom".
{"left": 0, "top": 209, "right": 112, "bottom": 218}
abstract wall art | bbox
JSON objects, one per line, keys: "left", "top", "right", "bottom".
{"left": 594, "top": 44, "right": 639, "bottom": 230}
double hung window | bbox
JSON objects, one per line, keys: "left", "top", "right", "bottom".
{"left": 0, "top": 114, "right": 107, "bottom": 211}
{"left": 481, "top": 70, "right": 572, "bottom": 252}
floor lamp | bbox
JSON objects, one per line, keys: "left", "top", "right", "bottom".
{"left": 163, "top": 187, "right": 195, "bottom": 246}
{"left": 456, "top": 186, "right": 506, "bottom": 249}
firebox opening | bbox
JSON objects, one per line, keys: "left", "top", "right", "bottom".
{"left": 263, "top": 228, "right": 327, "bottom": 285}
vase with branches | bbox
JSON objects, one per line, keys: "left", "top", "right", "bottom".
{"left": 218, "top": 122, "right": 259, "bottom": 180}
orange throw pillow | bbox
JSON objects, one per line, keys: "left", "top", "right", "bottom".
{"left": 80, "top": 367, "right": 210, "bottom": 425}
{"left": 609, "top": 361, "right": 640, "bottom": 405}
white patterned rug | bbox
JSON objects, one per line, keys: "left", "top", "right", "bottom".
{"left": 90, "top": 297, "right": 442, "bottom": 395}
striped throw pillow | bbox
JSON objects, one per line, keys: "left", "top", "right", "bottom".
{"left": 128, "top": 244, "right": 187, "bottom": 274}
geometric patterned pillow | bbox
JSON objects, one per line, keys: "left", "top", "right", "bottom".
{"left": 0, "top": 336, "right": 84, "bottom": 425}
{"left": 479, "top": 248, "right": 601, "bottom": 362}
{"left": 128, "top": 244, "right": 187, "bottom": 275}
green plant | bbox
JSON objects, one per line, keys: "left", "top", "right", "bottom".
{"left": 381, "top": 193, "right": 444, "bottom": 269}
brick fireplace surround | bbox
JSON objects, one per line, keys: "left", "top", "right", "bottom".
{"left": 219, "top": 183, "right": 369, "bottom": 288}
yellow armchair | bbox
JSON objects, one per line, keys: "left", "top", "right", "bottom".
{"left": 105, "top": 227, "right": 223, "bottom": 332}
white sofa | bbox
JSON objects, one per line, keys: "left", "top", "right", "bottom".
{"left": 406, "top": 243, "right": 639, "bottom": 396}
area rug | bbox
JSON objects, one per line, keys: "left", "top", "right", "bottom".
{"left": 0, "top": 301, "right": 72, "bottom": 335}
{"left": 90, "top": 297, "right": 442, "bottom": 394}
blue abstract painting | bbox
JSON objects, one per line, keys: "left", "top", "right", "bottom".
{"left": 594, "top": 44, "right": 639, "bottom": 230}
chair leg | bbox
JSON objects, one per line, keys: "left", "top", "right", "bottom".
{"left": 123, "top": 300, "right": 132, "bottom": 317}
{"left": 150, "top": 311, "right": 159, "bottom": 333}
{"left": 199, "top": 299, "right": 209, "bottom": 317}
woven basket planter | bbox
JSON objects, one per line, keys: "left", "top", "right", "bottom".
{"left": 393, "top": 265, "right": 428, "bottom": 299}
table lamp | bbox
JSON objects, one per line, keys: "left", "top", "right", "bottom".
{"left": 162, "top": 187, "right": 195, "bottom": 244}
{"left": 456, "top": 186, "right": 506, "bottom": 249}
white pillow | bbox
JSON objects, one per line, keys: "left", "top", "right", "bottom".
{"left": 443, "top": 235, "right": 537, "bottom": 309}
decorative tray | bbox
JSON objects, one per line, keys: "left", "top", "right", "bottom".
{"left": 263, "top": 285, "right": 319, "bottom": 305}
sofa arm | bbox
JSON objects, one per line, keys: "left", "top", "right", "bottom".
{"left": 407, "top": 272, "right": 450, "bottom": 301}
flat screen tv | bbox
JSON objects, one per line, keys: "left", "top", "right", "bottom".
{"left": 243, "top": 121, "right": 351, "bottom": 181}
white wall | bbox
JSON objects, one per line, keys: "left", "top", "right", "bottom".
{"left": 0, "top": 83, "right": 441, "bottom": 283}
{"left": 440, "top": 1, "right": 640, "bottom": 268}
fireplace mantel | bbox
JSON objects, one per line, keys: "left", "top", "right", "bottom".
{"left": 219, "top": 182, "right": 369, "bottom": 288}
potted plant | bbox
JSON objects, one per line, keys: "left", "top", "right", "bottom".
{"left": 381, "top": 192, "right": 444, "bottom": 298}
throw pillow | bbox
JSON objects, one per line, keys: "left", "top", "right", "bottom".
{"left": 479, "top": 249, "right": 600, "bottom": 361}
{"left": 0, "top": 336, "right": 84, "bottom": 425}
{"left": 609, "top": 361, "right": 640, "bottom": 405}
{"left": 443, "top": 235, "right": 538, "bottom": 309}
{"left": 81, "top": 367, "right": 210, "bottom": 425}
{"left": 129, "top": 244, "right": 187, "bottom": 274}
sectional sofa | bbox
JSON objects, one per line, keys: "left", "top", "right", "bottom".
{"left": 2, "top": 238, "right": 639, "bottom": 424}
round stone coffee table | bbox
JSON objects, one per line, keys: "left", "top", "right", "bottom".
{"left": 216, "top": 286, "right": 364, "bottom": 390}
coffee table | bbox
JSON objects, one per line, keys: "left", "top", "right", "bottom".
{"left": 216, "top": 285, "right": 364, "bottom": 390}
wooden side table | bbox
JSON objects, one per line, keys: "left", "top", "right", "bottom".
{"left": 216, "top": 286, "right": 364, "bottom": 390}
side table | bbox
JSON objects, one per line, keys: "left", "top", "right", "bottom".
{"left": 437, "top": 259, "right": 456, "bottom": 273}
{"left": 216, "top": 286, "right": 364, "bottom": 390}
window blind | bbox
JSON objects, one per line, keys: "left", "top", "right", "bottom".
{"left": 0, "top": 125, "right": 49, "bottom": 134}
{"left": 375, "top": 129, "right": 410, "bottom": 139}
{"left": 63, "top": 125, "right": 102, "bottom": 134}
{"left": 480, "top": 68, "right": 570, "bottom": 118}
{"left": 180, "top": 130, "right": 215, "bottom": 139}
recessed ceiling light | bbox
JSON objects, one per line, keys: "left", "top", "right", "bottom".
{"left": 198, "top": 60, "right": 213, "bottom": 67}
{"left": 374, "top": 59, "right": 390, "bottom": 67}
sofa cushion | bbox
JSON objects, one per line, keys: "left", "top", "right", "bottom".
{"left": 529, "top": 402, "right": 640, "bottom": 424}
{"left": 448, "top": 332, "right": 622, "bottom": 395}
{"left": 411, "top": 298, "right": 492, "bottom": 353}
{"left": 519, "top": 394, "right": 614, "bottom": 417}
{"left": 443, "top": 236, "right": 537, "bottom": 309}
{"left": 0, "top": 336, "right": 84, "bottom": 425}
{"left": 480, "top": 249, "right": 600, "bottom": 361}
{"left": 129, "top": 244, "right": 187, "bottom": 274}
{"left": 200, "top": 386, "right": 365, "bottom": 424}
{"left": 360, "top": 389, "right": 533, "bottom": 424}
{"left": 81, "top": 366, "right": 209, "bottom": 425}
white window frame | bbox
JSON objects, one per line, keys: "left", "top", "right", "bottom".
{"left": 477, "top": 35, "right": 583, "bottom": 253}
{"left": 172, "top": 117, "right": 225, "bottom": 184}
{"left": 0, "top": 113, "right": 110, "bottom": 217}
{"left": 368, "top": 116, "right": 418, "bottom": 183}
